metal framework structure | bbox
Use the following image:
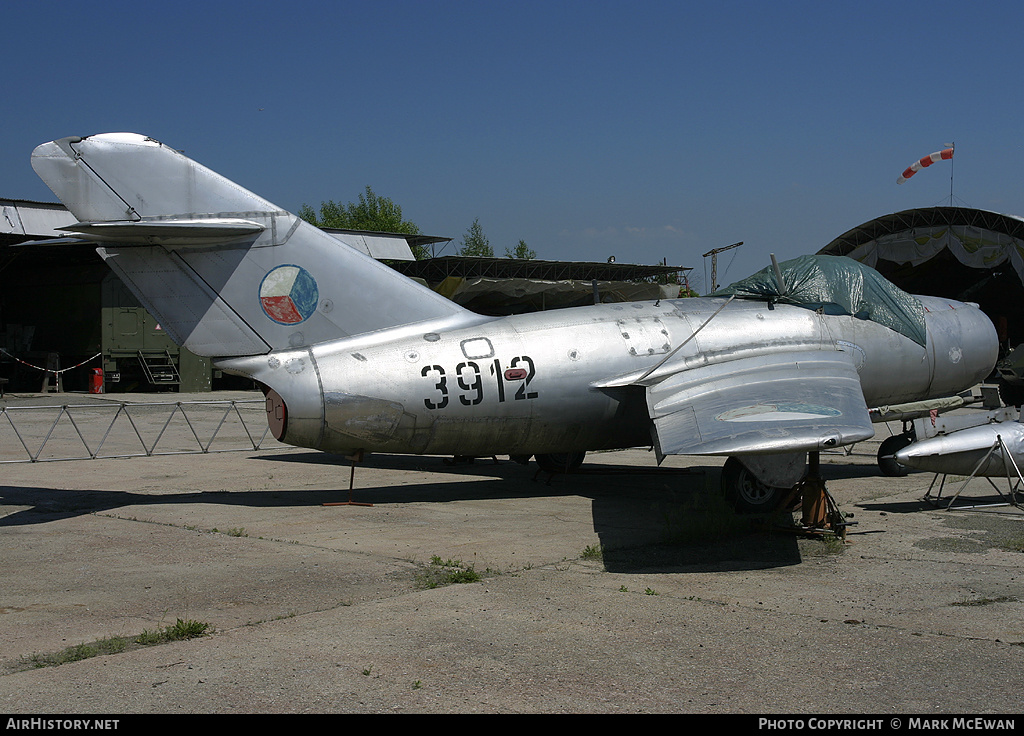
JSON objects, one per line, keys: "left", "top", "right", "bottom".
{"left": 0, "top": 399, "right": 282, "bottom": 463}
{"left": 923, "top": 434, "right": 1024, "bottom": 511}
{"left": 821, "top": 206, "right": 1024, "bottom": 260}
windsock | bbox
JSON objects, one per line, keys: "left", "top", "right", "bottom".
{"left": 897, "top": 147, "right": 954, "bottom": 184}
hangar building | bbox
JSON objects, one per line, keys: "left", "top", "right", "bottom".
{"left": 818, "top": 206, "right": 1024, "bottom": 356}
{"left": 0, "top": 199, "right": 436, "bottom": 393}
{"left": 1, "top": 199, "right": 688, "bottom": 393}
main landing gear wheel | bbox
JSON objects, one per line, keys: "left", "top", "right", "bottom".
{"left": 534, "top": 451, "right": 587, "bottom": 473}
{"left": 721, "top": 457, "right": 787, "bottom": 514}
{"left": 877, "top": 433, "right": 914, "bottom": 477}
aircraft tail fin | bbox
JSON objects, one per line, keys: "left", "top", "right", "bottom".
{"left": 31, "top": 133, "right": 472, "bottom": 357}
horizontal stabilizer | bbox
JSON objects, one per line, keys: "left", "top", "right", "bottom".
{"left": 31, "top": 132, "right": 476, "bottom": 357}
{"left": 57, "top": 218, "right": 266, "bottom": 246}
{"left": 12, "top": 237, "right": 97, "bottom": 248}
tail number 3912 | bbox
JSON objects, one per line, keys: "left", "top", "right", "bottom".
{"left": 421, "top": 356, "right": 537, "bottom": 410}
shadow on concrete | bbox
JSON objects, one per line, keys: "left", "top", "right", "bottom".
{"left": 0, "top": 452, "right": 810, "bottom": 573}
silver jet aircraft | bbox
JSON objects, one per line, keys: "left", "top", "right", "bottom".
{"left": 28, "top": 133, "right": 999, "bottom": 513}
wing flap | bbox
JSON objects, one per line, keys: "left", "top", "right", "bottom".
{"left": 647, "top": 350, "right": 873, "bottom": 459}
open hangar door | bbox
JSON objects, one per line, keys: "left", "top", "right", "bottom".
{"left": 819, "top": 206, "right": 1024, "bottom": 357}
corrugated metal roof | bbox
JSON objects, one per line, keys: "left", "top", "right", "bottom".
{"left": 820, "top": 206, "right": 1024, "bottom": 256}
{"left": 390, "top": 255, "right": 689, "bottom": 283}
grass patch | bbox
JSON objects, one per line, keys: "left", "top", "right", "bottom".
{"left": 415, "top": 556, "right": 485, "bottom": 589}
{"left": 136, "top": 618, "right": 211, "bottom": 645}
{"left": 24, "top": 637, "right": 130, "bottom": 668}
{"left": 19, "top": 619, "right": 211, "bottom": 672}
{"left": 798, "top": 532, "right": 848, "bottom": 557}
{"left": 996, "top": 535, "right": 1024, "bottom": 553}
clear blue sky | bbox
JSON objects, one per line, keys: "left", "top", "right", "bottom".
{"left": 4, "top": 1, "right": 1021, "bottom": 292}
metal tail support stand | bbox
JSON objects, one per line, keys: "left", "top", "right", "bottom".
{"left": 924, "top": 434, "right": 1023, "bottom": 511}
{"left": 323, "top": 449, "right": 373, "bottom": 507}
{"left": 785, "top": 452, "right": 854, "bottom": 540}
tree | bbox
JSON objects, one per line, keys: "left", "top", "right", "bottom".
{"left": 459, "top": 218, "right": 494, "bottom": 257}
{"left": 299, "top": 186, "right": 428, "bottom": 259}
{"left": 505, "top": 239, "right": 537, "bottom": 260}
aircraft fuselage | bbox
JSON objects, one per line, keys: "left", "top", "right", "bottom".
{"left": 220, "top": 293, "right": 997, "bottom": 459}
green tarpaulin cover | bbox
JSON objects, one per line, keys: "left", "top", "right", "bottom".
{"left": 714, "top": 255, "right": 927, "bottom": 347}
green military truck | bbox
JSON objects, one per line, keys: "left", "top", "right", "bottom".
{"left": 101, "top": 274, "right": 212, "bottom": 392}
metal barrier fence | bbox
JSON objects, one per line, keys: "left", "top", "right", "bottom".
{"left": 0, "top": 399, "right": 282, "bottom": 463}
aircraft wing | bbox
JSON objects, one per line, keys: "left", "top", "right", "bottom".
{"left": 643, "top": 350, "right": 874, "bottom": 461}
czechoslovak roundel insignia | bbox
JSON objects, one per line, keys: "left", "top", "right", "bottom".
{"left": 259, "top": 265, "right": 319, "bottom": 325}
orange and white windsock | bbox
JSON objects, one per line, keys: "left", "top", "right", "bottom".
{"left": 897, "top": 147, "right": 954, "bottom": 184}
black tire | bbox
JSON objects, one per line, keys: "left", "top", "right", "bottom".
{"left": 535, "top": 452, "right": 586, "bottom": 473}
{"left": 721, "top": 457, "right": 786, "bottom": 514}
{"left": 877, "top": 433, "right": 914, "bottom": 477}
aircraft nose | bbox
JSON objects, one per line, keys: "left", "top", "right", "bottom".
{"left": 894, "top": 441, "right": 928, "bottom": 467}
{"left": 925, "top": 302, "right": 998, "bottom": 396}
{"left": 962, "top": 304, "right": 999, "bottom": 379}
